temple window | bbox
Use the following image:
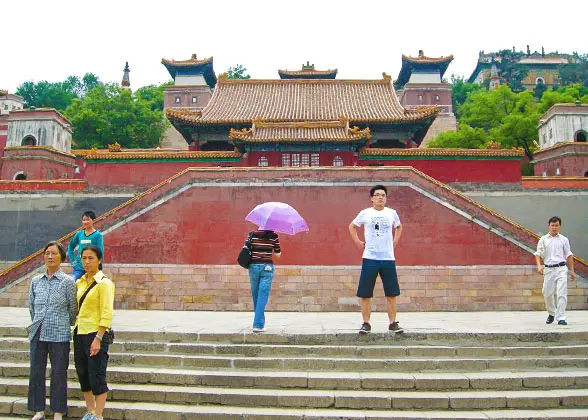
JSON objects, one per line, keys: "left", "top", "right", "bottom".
{"left": 281, "top": 154, "right": 290, "bottom": 167}
{"left": 48, "top": 170, "right": 55, "bottom": 180}
{"left": 575, "top": 130, "right": 587, "bottom": 143}
{"left": 292, "top": 154, "right": 301, "bottom": 167}
{"left": 61, "top": 173, "right": 68, "bottom": 179}
{"left": 192, "top": 96, "right": 197, "bottom": 104}
{"left": 549, "top": 128, "right": 553, "bottom": 139}
{"left": 14, "top": 172, "right": 27, "bottom": 180}
{"left": 434, "top": 95, "right": 440, "bottom": 102}
{"left": 175, "top": 96, "right": 181, "bottom": 103}
{"left": 536, "top": 77, "right": 545, "bottom": 84}
{"left": 258, "top": 156, "right": 269, "bottom": 167}
{"left": 418, "top": 95, "right": 423, "bottom": 103}
{"left": 301, "top": 154, "right": 310, "bottom": 167}
{"left": 311, "top": 153, "right": 320, "bottom": 167}
{"left": 333, "top": 156, "right": 344, "bottom": 167}
{"left": 555, "top": 166, "right": 561, "bottom": 175}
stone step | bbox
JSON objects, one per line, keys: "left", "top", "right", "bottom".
{"left": 2, "top": 378, "right": 588, "bottom": 411}
{"left": 2, "top": 328, "right": 588, "bottom": 346}
{"left": 2, "top": 362, "right": 588, "bottom": 391}
{"left": 1, "top": 395, "right": 587, "bottom": 420}
{"left": 1, "top": 349, "right": 587, "bottom": 371}
{"left": 3, "top": 337, "right": 588, "bottom": 358}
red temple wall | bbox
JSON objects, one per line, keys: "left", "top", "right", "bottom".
{"left": 533, "top": 154, "right": 588, "bottom": 177}
{"left": 79, "top": 157, "right": 521, "bottom": 188}
{"left": 1, "top": 157, "right": 74, "bottom": 180}
{"left": 104, "top": 184, "right": 534, "bottom": 266}
{"left": 358, "top": 159, "right": 520, "bottom": 183}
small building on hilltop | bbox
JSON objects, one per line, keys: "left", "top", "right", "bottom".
{"left": 468, "top": 47, "right": 578, "bottom": 90}
{"left": 278, "top": 62, "right": 337, "bottom": 80}
{"left": 395, "top": 50, "right": 457, "bottom": 147}
{"left": 533, "top": 102, "right": 588, "bottom": 177}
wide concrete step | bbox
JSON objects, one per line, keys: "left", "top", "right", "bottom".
{"left": 2, "top": 363, "right": 588, "bottom": 391}
{"left": 2, "top": 327, "right": 588, "bottom": 347}
{"left": 2, "top": 378, "right": 588, "bottom": 411}
{"left": 2, "top": 349, "right": 587, "bottom": 371}
{"left": 1, "top": 395, "right": 587, "bottom": 419}
{"left": 3, "top": 337, "right": 588, "bottom": 358}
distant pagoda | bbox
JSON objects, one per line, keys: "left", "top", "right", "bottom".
{"left": 278, "top": 61, "right": 337, "bottom": 79}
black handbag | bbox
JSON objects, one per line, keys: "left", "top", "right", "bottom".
{"left": 237, "top": 232, "right": 254, "bottom": 268}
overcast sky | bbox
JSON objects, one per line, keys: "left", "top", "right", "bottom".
{"left": 3, "top": 0, "right": 586, "bottom": 93}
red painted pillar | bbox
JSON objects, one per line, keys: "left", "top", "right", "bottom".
{"left": 188, "top": 140, "right": 200, "bottom": 151}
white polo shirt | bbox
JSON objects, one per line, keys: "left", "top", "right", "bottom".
{"left": 535, "top": 233, "right": 573, "bottom": 266}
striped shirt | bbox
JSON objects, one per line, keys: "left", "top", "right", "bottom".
{"left": 250, "top": 230, "right": 281, "bottom": 264}
{"left": 27, "top": 269, "right": 77, "bottom": 342}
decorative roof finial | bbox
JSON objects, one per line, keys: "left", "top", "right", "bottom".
{"left": 121, "top": 62, "right": 131, "bottom": 89}
{"left": 526, "top": 45, "right": 530, "bottom": 55}
{"left": 418, "top": 50, "right": 424, "bottom": 58}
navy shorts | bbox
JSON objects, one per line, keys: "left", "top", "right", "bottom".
{"left": 357, "top": 259, "right": 400, "bottom": 298}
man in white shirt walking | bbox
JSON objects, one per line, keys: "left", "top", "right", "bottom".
{"left": 349, "top": 185, "right": 403, "bottom": 334}
{"left": 535, "top": 216, "right": 576, "bottom": 325}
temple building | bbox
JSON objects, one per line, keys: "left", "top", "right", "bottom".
{"left": 468, "top": 47, "right": 578, "bottom": 89}
{"left": 166, "top": 62, "right": 438, "bottom": 166}
{"left": 160, "top": 54, "right": 217, "bottom": 149}
{"left": 395, "top": 50, "right": 456, "bottom": 147}
{"left": 533, "top": 102, "right": 588, "bottom": 177}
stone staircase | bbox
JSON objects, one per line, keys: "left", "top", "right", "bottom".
{"left": 0, "top": 328, "right": 587, "bottom": 419}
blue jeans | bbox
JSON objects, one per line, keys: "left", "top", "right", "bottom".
{"left": 249, "top": 264, "right": 274, "bottom": 329}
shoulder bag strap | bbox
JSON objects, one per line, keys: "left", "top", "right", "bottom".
{"left": 245, "top": 232, "right": 255, "bottom": 249}
{"left": 77, "top": 281, "right": 97, "bottom": 315}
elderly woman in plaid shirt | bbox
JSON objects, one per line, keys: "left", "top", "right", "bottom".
{"left": 27, "top": 241, "right": 77, "bottom": 420}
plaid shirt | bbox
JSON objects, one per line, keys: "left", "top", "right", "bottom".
{"left": 28, "top": 269, "right": 77, "bottom": 342}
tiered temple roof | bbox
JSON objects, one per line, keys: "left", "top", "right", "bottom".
{"left": 161, "top": 54, "right": 217, "bottom": 87}
{"left": 395, "top": 50, "right": 454, "bottom": 88}
{"left": 278, "top": 62, "right": 337, "bottom": 79}
{"left": 0, "top": 89, "right": 7, "bottom": 96}
{"left": 167, "top": 73, "right": 438, "bottom": 126}
{"left": 229, "top": 118, "right": 371, "bottom": 143}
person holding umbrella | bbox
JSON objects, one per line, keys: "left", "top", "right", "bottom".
{"left": 349, "top": 185, "right": 404, "bottom": 334}
{"left": 245, "top": 202, "right": 309, "bottom": 332}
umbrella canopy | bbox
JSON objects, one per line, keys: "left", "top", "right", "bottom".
{"left": 245, "top": 202, "right": 309, "bottom": 235}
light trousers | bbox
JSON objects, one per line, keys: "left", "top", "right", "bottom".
{"left": 542, "top": 266, "right": 568, "bottom": 321}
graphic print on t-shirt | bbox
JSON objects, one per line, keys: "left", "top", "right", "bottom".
{"left": 370, "top": 216, "right": 391, "bottom": 238}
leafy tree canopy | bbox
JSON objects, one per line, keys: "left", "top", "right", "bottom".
{"left": 428, "top": 123, "right": 490, "bottom": 149}
{"left": 494, "top": 49, "right": 529, "bottom": 92}
{"left": 449, "top": 75, "right": 483, "bottom": 119}
{"left": 558, "top": 54, "right": 588, "bottom": 87}
{"left": 64, "top": 84, "right": 168, "bottom": 149}
{"left": 15, "top": 73, "right": 102, "bottom": 111}
{"left": 224, "top": 64, "right": 251, "bottom": 79}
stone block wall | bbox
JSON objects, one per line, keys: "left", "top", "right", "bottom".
{"left": 2, "top": 264, "right": 587, "bottom": 312}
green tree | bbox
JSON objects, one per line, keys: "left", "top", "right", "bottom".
{"left": 558, "top": 54, "right": 588, "bottom": 87}
{"left": 15, "top": 73, "right": 102, "bottom": 110}
{"left": 135, "top": 81, "right": 173, "bottom": 112}
{"left": 428, "top": 123, "right": 490, "bottom": 149}
{"left": 494, "top": 49, "right": 529, "bottom": 91}
{"left": 450, "top": 75, "right": 483, "bottom": 119}
{"left": 64, "top": 84, "right": 168, "bottom": 149}
{"left": 539, "top": 84, "right": 588, "bottom": 113}
{"left": 225, "top": 64, "right": 251, "bottom": 79}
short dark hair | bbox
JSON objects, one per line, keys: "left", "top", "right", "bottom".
{"left": 43, "top": 241, "right": 66, "bottom": 261}
{"left": 370, "top": 185, "right": 387, "bottom": 197}
{"left": 81, "top": 245, "right": 103, "bottom": 270}
{"left": 82, "top": 211, "right": 97, "bottom": 220}
{"left": 548, "top": 216, "right": 562, "bottom": 225}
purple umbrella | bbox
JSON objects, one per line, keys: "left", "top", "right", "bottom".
{"left": 245, "top": 202, "right": 309, "bottom": 235}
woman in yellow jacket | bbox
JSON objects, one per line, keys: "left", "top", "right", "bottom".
{"left": 73, "top": 245, "right": 115, "bottom": 420}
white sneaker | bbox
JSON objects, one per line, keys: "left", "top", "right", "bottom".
{"left": 252, "top": 327, "right": 265, "bottom": 333}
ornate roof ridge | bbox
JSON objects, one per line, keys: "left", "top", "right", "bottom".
{"left": 80, "top": 149, "right": 242, "bottom": 160}
{"left": 278, "top": 68, "right": 338, "bottom": 76}
{"left": 402, "top": 54, "right": 454, "bottom": 64}
{"left": 218, "top": 72, "right": 392, "bottom": 85}
{"left": 360, "top": 148, "right": 524, "bottom": 157}
{"left": 5, "top": 145, "right": 75, "bottom": 158}
{"left": 534, "top": 142, "right": 588, "bottom": 154}
{"left": 161, "top": 55, "right": 213, "bottom": 66}
{"left": 251, "top": 117, "right": 349, "bottom": 129}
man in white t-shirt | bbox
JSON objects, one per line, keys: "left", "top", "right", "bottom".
{"left": 534, "top": 216, "right": 576, "bottom": 325}
{"left": 349, "top": 185, "right": 403, "bottom": 334}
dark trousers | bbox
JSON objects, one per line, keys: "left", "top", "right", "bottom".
{"left": 28, "top": 331, "right": 70, "bottom": 413}
{"left": 74, "top": 332, "right": 110, "bottom": 395}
